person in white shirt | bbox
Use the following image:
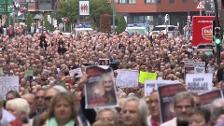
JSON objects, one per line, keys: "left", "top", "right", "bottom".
{"left": 0, "top": 96, "right": 15, "bottom": 126}
{"left": 161, "top": 91, "right": 194, "bottom": 126}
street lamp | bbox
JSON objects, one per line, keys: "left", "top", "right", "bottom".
{"left": 112, "top": 0, "right": 116, "bottom": 33}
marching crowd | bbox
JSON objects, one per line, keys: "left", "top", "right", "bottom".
{"left": 0, "top": 24, "right": 224, "bottom": 126}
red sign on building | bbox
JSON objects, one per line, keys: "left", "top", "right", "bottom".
{"left": 192, "top": 16, "right": 215, "bottom": 47}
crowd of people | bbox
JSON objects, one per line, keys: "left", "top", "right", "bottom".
{"left": 0, "top": 23, "right": 223, "bottom": 126}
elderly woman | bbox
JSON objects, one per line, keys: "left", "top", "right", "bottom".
{"left": 6, "top": 98, "right": 32, "bottom": 126}
{"left": 95, "top": 108, "right": 118, "bottom": 125}
{"left": 44, "top": 93, "right": 77, "bottom": 126}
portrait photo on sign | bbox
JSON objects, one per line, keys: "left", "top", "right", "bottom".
{"left": 85, "top": 66, "right": 117, "bottom": 108}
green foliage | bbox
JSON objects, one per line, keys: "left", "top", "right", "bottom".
{"left": 116, "top": 15, "right": 127, "bottom": 33}
{"left": 26, "top": 12, "right": 33, "bottom": 32}
{"left": 90, "top": 0, "right": 112, "bottom": 28}
{"left": 44, "top": 15, "right": 54, "bottom": 32}
{"left": 56, "top": 0, "right": 79, "bottom": 23}
{"left": 56, "top": 0, "right": 112, "bottom": 30}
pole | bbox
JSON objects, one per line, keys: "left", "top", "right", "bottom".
{"left": 214, "top": 0, "right": 221, "bottom": 65}
{"left": 42, "top": 11, "right": 44, "bottom": 33}
{"left": 200, "top": 10, "right": 202, "bottom": 16}
{"left": 64, "top": 21, "right": 66, "bottom": 32}
{"left": 112, "top": 0, "right": 115, "bottom": 33}
{"left": 5, "top": 0, "right": 9, "bottom": 26}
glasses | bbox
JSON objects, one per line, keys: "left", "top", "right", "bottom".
{"left": 44, "top": 96, "right": 53, "bottom": 101}
{"left": 35, "top": 96, "right": 44, "bottom": 99}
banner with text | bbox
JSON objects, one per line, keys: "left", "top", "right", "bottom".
{"left": 186, "top": 73, "right": 213, "bottom": 93}
{"left": 184, "top": 61, "right": 205, "bottom": 74}
{"left": 194, "top": 62, "right": 206, "bottom": 73}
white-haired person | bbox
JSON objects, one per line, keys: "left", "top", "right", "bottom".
{"left": 6, "top": 98, "right": 32, "bottom": 126}
{"left": 120, "top": 96, "right": 149, "bottom": 126}
{"left": 94, "top": 108, "right": 118, "bottom": 125}
{"left": 0, "top": 96, "right": 15, "bottom": 126}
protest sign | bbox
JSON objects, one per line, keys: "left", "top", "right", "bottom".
{"left": 194, "top": 62, "right": 205, "bottom": 73}
{"left": 184, "top": 61, "right": 195, "bottom": 74}
{"left": 158, "top": 84, "right": 186, "bottom": 123}
{"left": 69, "top": 68, "right": 83, "bottom": 78}
{"left": 85, "top": 66, "right": 117, "bottom": 108}
{"left": 98, "top": 58, "right": 110, "bottom": 65}
{"left": 144, "top": 80, "right": 181, "bottom": 96}
{"left": 139, "top": 71, "right": 157, "bottom": 84}
{"left": 144, "top": 80, "right": 157, "bottom": 96}
{"left": 0, "top": 76, "right": 19, "bottom": 99}
{"left": 185, "top": 61, "right": 205, "bottom": 74}
{"left": 0, "top": 67, "right": 3, "bottom": 76}
{"left": 199, "top": 89, "right": 223, "bottom": 109}
{"left": 116, "top": 69, "right": 139, "bottom": 88}
{"left": 186, "top": 73, "right": 213, "bottom": 93}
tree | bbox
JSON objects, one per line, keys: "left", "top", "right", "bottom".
{"left": 26, "top": 12, "right": 33, "bottom": 32}
{"left": 56, "top": 0, "right": 112, "bottom": 30}
{"left": 116, "top": 15, "right": 127, "bottom": 33}
{"left": 90, "top": 0, "right": 112, "bottom": 28}
{"left": 44, "top": 15, "right": 54, "bottom": 32}
{"left": 56, "top": 0, "right": 79, "bottom": 25}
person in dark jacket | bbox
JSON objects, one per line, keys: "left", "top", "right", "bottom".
{"left": 217, "top": 62, "right": 224, "bottom": 82}
{"left": 39, "top": 33, "right": 48, "bottom": 50}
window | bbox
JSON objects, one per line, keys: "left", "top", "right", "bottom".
{"left": 118, "top": 0, "right": 136, "bottom": 4}
{"left": 145, "top": 0, "right": 160, "bottom": 4}
{"left": 169, "top": 0, "right": 175, "bottom": 4}
{"left": 129, "top": 0, "right": 136, "bottom": 4}
{"left": 193, "top": 0, "right": 199, "bottom": 3}
{"left": 182, "top": 0, "right": 187, "bottom": 3}
{"left": 119, "top": 0, "right": 127, "bottom": 4}
{"left": 26, "top": 0, "right": 35, "bottom": 2}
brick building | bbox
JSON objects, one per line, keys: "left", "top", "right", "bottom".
{"left": 113, "top": 0, "right": 213, "bottom": 30}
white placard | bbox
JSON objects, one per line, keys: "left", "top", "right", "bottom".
{"left": 69, "top": 68, "right": 83, "bottom": 78}
{"left": 144, "top": 80, "right": 157, "bottom": 96}
{"left": 116, "top": 69, "right": 139, "bottom": 88}
{"left": 0, "top": 76, "right": 19, "bottom": 99}
{"left": 194, "top": 62, "right": 205, "bottom": 73}
{"left": 79, "top": 1, "right": 90, "bottom": 16}
{"left": 186, "top": 73, "right": 213, "bottom": 93}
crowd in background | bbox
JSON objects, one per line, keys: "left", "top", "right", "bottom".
{"left": 0, "top": 24, "right": 223, "bottom": 126}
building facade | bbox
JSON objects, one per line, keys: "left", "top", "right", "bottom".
{"left": 114, "top": 0, "right": 213, "bottom": 30}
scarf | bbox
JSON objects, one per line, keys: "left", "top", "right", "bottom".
{"left": 47, "top": 117, "right": 75, "bottom": 126}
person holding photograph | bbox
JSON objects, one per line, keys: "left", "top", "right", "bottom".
{"left": 86, "top": 77, "right": 106, "bottom": 107}
{"left": 101, "top": 73, "right": 117, "bottom": 105}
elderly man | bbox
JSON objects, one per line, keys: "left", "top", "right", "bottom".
{"left": 161, "top": 91, "right": 194, "bottom": 126}
{"left": 146, "top": 91, "right": 160, "bottom": 126}
{"left": 120, "top": 96, "right": 149, "bottom": 126}
{"left": 22, "top": 93, "right": 36, "bottom": 118}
